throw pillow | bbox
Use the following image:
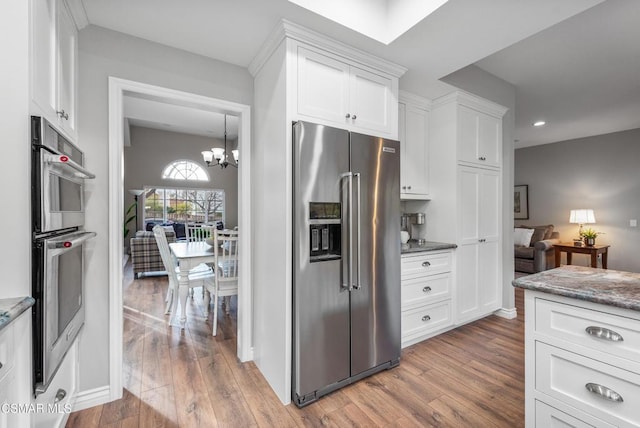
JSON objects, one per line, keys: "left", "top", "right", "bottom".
{"left": 514, "top": 227, "right": 535, "bottom": 247}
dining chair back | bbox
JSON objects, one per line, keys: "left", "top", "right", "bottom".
{"left": 152, "top": 225, "right": 214, "bottom": 314}
{"left": 204, "top": 229, "right": 239, "bottom": 336}
{"left": 186, "top": 224, "right": 216, "bottom": 242}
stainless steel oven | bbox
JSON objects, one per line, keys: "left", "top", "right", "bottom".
{"left": 31, "top": 116, "right": 94, "bottom": 234}
{"left": 31, "top": 116, "right": 96, "bottom": 395}
{"left": 32, "top": 231, "right": 95, "bottom": 394}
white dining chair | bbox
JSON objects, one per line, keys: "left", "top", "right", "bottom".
{"left": 186, "top": 223, "right": 216, "bottom": 242}
{"left": 152, "top": 225, "right": 215, "bottom": 314}
{"left": 204, "top": 229, "right": 239, "bottom": 336}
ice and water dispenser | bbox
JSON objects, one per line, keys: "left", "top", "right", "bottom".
{"left": 309, "top": 202, "right": 341, "bottom": 262}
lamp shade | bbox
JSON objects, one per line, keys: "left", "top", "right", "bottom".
{"left": 128, "top": 189, "right": 144, "bottom": 196}
{"left": 569, "top": 209, "right": 596, "bottom": 224}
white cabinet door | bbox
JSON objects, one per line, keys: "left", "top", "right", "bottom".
{"left": 56, "top": 2, "right": 77, "bottom": 138}
{"left": 399, "top": 102, "right": 429, "bottom": 198}
{"left": 349, "top": 65, "right": 394, "bottom": 135}
{"left": 297, "top": 47, "right": 350, "bottom": 125}
{"left": 456, "top": 166, "right": 501, "bottom": 323}
{"left": 30, "top": 0, "right": 57, "bottom": 120}
{"left": 458, "top": 105, "right": 501, "bottom": 168}
{"left": 296, "top": 46, "right": 396, "bottom": 137}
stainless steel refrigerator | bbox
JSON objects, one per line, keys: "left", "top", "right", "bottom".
{"left": 292, "top": 121, "right": 401, "bottom": 407}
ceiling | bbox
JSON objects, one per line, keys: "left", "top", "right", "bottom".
{"left": 73, "top": 0, "right": 636, "bottom": 147}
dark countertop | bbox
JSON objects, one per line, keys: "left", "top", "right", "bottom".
{"left": 401, "top": 240, "right": 457, "bottom": 254}
{"left": 0, "top": 296, "right": 35, "bottom": 332}
{"left": 512, "top": 265, "right": 640, "bottom": 312}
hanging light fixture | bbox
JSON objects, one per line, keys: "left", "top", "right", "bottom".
{"left": 202, "top": 114, "right": 238, "bottom": 169}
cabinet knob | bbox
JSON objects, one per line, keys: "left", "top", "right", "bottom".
{"left": 422, "top": 261, "right": 431, "bottom": 267}
{"left": 352, "top": 114, "right": 357, "bottom": 120}
{"left": 402, "top": 186, "right": 406, "bottom": 190}
{"left": 422, "top": 286, "right": 432, "bottom": 293}
{"left": 345, "top": 113, "right": 351, "bottom": 119}
{"left": 407, "top": 185, "right": 412, "bottom": 190}
{"left": 422, "top": 315, "right": 431, "bottom": 322}
{"left": 478, "top": 156, "right": 487, "bottom": 161}
{"left": 54, "top": 388, "right": 67, "bottom": 403}
{"left": 57, "top": 110, "right": 69, "bottom": 121}
{"left": 478, "top": 238, "right": 486, "bottom": 243}
{"left": 0, "top": 362, "right": 3, "bottom": 370}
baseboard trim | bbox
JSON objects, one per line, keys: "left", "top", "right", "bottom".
{"left": 494, "top": 307, "right": 517, "bottom": 319}
{"left": 73, "top": 385, "right": 112, "bottom": 412}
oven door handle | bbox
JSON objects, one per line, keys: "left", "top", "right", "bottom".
{"left": 47, "top": 232, "right": 97, "bottom": 250}
{"left": 43, "top": 152, "right": 96, "bottom": 179}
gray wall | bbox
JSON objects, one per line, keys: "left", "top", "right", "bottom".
{"left": 124, "top": 126, "right": 239, "bottom": 234}
{"left": 441, "top": 65, "right": 517, "bottom": 312}
{"left": 515, "top": 128, "right": 640, "bottom": 272}
{"left": 78, "top": 25, "right": 253, "bottom": 392}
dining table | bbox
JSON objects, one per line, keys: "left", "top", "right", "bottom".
{"left": 168, "top": 240, "right": 216, "bottom": 328}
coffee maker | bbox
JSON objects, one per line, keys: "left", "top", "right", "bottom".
{"left": 401, "top": 212, "right": 426, "bottom": 244}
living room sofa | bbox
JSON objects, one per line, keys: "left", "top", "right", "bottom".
{"left": 514, "top": 224, "right": 560, "bottom": 274}
{"left": 130, "top": 229, "right": 176, "bottom": 278}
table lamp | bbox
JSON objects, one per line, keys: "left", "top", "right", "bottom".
{"left": 569, "top": 209, "right": 596, "bottom": 238}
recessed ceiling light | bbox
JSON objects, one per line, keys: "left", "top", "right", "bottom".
{"left": 533, "top": 121, "right": 546, "bottom": 127}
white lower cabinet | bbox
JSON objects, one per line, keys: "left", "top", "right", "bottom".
{"left": 401, "top": 250, "right": 454, "bottom": 347}
{"left": 525, "top": 291, "right": 640, "bottom": 428}
{"left": 33, "top": 340, "right": 78, "bottom": 428}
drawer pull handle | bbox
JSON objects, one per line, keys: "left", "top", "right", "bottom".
{"left": 422, "top": 286, "right": 432, "bottom": 293}
{"left": 54, "top": 389, "right": 67, "bottom": 403}
{"left": 422, "top": 261, "right": 431, "bottom": 267}
{"left": 478, "top": 156, "right": 486, "bottom": 161}
{"left": 585, "top": 326, "right": 624, "bottom": 342}
{"left": 585, "top": 383, "right": 623, "bottom": 403}
{"left": 422, "top": 315, "right": 431, "bottom": 322}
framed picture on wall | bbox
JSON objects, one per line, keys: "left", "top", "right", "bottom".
{"left": 514, "top": 185, "right": 529, "bottom": 219}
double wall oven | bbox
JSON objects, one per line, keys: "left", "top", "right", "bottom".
{"left": 31, "top": 116, "right": 96, "bottom": 395}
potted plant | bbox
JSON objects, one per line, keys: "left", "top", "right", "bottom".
{"left": 580, "top": 227, "right": 603, "bottom": 246}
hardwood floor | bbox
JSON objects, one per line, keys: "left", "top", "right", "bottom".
{"left": 67, "top": 266, "right": 525, "bottom": 428}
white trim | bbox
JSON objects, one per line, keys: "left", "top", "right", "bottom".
{"left": 108, "top": 77, "right": 253, "bottom": 403}
{"left": 432, "top": 90, "right": 509, "bottom": 118}
{"left": 63, "top": 0, "right": 89, "bottom": 30}
{"left": 494, "top": 307, "right": 518, "bottom": 319}
{"left": 73, "top": 385, "right": 112, "bottom": 412}
{"left": 249, "top": 19, "right": 407, "bottom": 78}
{"left": 399, "top": 90, "right": 432, "bottom": 110}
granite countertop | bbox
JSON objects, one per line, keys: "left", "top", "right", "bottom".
{"left": 0, "top": 296, "right": 35, "bottom": 332}
{"left": 401, "top": 240, "right": 457, "bottom": 254}
{"left": 512, "top": 265, "right": 640, "bottom": 312}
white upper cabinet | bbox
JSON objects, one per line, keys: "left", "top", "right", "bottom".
{"left": 30, "top": 0, "right": 78, "bottom": 142}
{"left": 296, "top": 45, "right": 398, "bottom": 138}
{"left": 458, "top": 105, "right": 501, "bottom": 168}
{"left": 398, "top": 92, "right": 430, "bottom": 199}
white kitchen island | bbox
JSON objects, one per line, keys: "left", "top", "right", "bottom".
{"left": 513, "top": 266, "right": 640, "bottom": 428}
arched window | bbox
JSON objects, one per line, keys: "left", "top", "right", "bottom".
{"left": 162, "top": 160, "right": 208, "bottom": 181}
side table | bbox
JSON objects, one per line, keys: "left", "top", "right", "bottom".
{"left": 554, "top": 243, "right": 610, "bottom": 269}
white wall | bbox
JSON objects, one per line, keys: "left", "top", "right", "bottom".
{"left": 515, "top": 128, "right": 640, "bottom": 272}
{"left": 441, "top": 65, "right": 517, "bottom": 312}
{"left": 78, "top": 25, "right": 253, "bottom": 392}
{"left": 0, "top": 0, "right": 30, "bottom": 299}
{"left": 124, "top": 126, "right": 239, "bottom": 232}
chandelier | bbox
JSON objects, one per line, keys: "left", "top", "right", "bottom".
{"left": 201, "top": 114, "right": 238, "bottom": 169}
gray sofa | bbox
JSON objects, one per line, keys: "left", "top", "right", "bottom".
{"left": 514, "top": 224, "right": 560, "bottom": 274}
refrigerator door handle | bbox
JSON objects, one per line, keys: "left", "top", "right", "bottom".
{"left": 353, "top": 172, "right": 361, "bottom": 290}
{"left": 341, "top": 172, "right": 353, "bottom": 291}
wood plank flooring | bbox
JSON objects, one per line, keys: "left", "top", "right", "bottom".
{"left": 67, "top": 266, "right": 525, "bottom": 428}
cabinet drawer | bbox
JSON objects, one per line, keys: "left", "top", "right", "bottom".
{"left": 34, "top": 341, "right": 76, "bottom": 428}
{"left": 536, "top": 298, "right": 640, "bottom": 364}
{"left": 535, "top": 400, "right": 614, "bottom": 428}
{"left": 536, "top": 342, "right": 640, "bottom": 427}
{"left": 402, "top": 300, "right": 452, "bottom": 339}
{"left": 402, "top": 272, "right": 451, "bottom": 309}
{"left": 401, "top": 251, "right": 451, "bottom": 278}
{"left": 0, "top": 325, "right": 15, "bottom": 383}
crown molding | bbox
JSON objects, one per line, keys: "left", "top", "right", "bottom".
{"left": 432, "top": 90, "right": 508, "bottom": 118}
{"left": 399, "top": 90, "right": 432, "bottom": 110}
{"left": 249, "top": 19, "right": 408, "bottom": 78}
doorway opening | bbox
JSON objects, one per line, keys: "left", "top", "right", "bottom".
{"left": 108, "top": 77, "right": 252, "bottom": 401}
